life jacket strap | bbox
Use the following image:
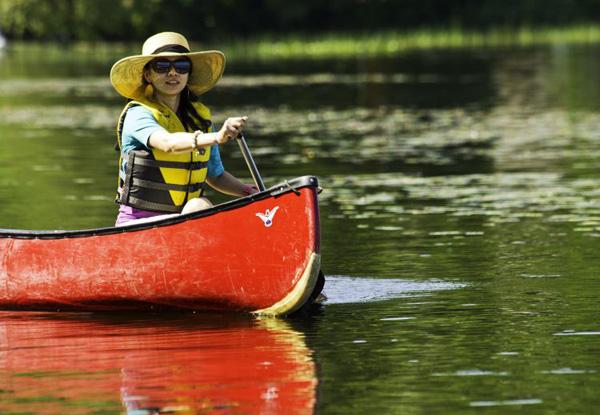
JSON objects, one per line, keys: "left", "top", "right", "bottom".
{"left": 133, "top": 157, "right": 207, "bottom": 170}
{"left": 131, "top": 177, "right": 205, "bottom": 193}
{"left": 126, "top": 196, "right": 182, "bottom": 213}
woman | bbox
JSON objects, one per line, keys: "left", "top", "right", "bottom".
{"left": 110, "top": 32, "right": 257, "bottom": 226}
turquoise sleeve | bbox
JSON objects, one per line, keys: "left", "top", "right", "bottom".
{"left": 207, "top": 144, "right": 225, "bottom": 177}
{"left": 121, "top": 106, "right": 165, "bottom": 153}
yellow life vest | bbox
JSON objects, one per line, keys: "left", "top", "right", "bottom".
{"left": 116, "top": 98, "right": 213, "bottom": 213}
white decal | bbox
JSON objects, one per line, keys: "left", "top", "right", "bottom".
{"left": 256, "top": 206, "right": 279, "bottom": 227}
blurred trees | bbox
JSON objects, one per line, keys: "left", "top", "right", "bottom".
{"left": 3, "top": 0, "right": 600, "bottom": 41}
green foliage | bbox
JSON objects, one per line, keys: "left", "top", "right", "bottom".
{"left": 4, "top": 0, "right": 600, "bottom": 41}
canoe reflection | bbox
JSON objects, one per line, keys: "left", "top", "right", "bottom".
{"left": 0, "top": 313, "right": 317, "bottom": 414}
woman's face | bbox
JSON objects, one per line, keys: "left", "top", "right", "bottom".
{"left": 144, "top": 58, "right": 191, "bottom": 97}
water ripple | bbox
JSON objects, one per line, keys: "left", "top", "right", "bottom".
{"left": 323, "top": 276, "right": 465, "bottom": 304}
{"left": 470, "top": 399, "right": 543, "bottom": 407}
{"left": 554, "top": 330, "right": 600, "bottom": 336}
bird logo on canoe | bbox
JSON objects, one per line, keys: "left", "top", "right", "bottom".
{"left": 256, "top": 207, "right": 279, "bottom": 227}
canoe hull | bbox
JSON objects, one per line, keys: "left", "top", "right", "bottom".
{"left": 0, "top": 176, "right": 321, "bottom": 315}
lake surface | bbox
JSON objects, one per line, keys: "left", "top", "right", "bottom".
{"left": 1, "top": 42, "right": 600, "bottom": 413}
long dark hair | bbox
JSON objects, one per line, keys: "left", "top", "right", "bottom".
{"left": 177, "top": 87, "right": 212, "bottom": 133}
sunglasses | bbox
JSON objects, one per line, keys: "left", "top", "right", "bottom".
{"left": 149, "top": 59, "right": 192, "bottom": 74}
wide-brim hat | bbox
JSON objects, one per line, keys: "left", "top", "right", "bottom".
{"left": 110, "top": 32, "right": 225, "bottom": 100}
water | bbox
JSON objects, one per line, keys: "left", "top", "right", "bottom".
{"left": 1, "top": 43, "right": 600, "bottom": 413}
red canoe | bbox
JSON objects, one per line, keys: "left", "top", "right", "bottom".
{"left": 0, "top": 176, "right": 321, "bottom": 315}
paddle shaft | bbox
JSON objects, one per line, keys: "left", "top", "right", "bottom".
{"left": 236, "top": 134, "right": 266, "bottom": 192}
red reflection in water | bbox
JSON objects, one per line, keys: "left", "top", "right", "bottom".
{"left": 0, "top": 312, "right": 317, "bottom": 414}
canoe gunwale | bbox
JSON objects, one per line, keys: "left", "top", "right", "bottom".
{"left": 0, "top": 175, "right": 319, "bottom": 240}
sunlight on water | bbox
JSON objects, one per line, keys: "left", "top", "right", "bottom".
{"left": 322, "top": 276, "right": 465, "bottom": 304}
{"left": 432, "top": 369, "right": 509, "bottom": 376}
{"left": 319, "top": 170, "right": 600, "bottom": 239}
{"left": 470, "top": 399, "right": 543, "bottom": 407}
{"left": 553, "top": 330, "right": 600, "bottom": 336}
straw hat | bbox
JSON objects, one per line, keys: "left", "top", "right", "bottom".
{"left": 110, "top": 32, "right": 225, "bottom": 100}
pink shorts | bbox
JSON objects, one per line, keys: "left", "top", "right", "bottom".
{"left": 115, "top": 205, "right": 163, "bottom": 225}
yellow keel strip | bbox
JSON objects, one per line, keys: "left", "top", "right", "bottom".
{"left": 253, "top": 253, "right": 321, "bottom": 316}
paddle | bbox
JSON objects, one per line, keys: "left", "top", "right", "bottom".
{"left": 236, "top": 134, "right": 266, "bottom": 192}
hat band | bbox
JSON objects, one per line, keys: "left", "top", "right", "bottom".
{"left": 152, "top": 44, "right": 190, "bottom": 54}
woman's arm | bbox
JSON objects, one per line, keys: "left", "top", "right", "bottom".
{"left": 148, "top": 130, "right": 216, "bottom": 153}
{"left": 206, "top": 171, "right": 258, "bottom": 197}
{"left": 148, "top": 116, "right": 248, "bottom": 153}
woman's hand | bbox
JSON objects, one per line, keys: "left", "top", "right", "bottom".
{"left": 241, "top": 183, "right": 259, "bottom": 195}
{"left": 216, "top": 116, "right": 248, "bottom": 144}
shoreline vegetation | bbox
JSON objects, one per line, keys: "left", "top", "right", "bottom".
{"left": 6, "top": 25, "right": 600, "bottom": 60}
{"left": 230, "top": 25, "right": 600, "bottom": 59}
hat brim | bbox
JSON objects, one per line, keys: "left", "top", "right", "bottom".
{"left": 110, "top": 50, "right": 225, "bottom": 100}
